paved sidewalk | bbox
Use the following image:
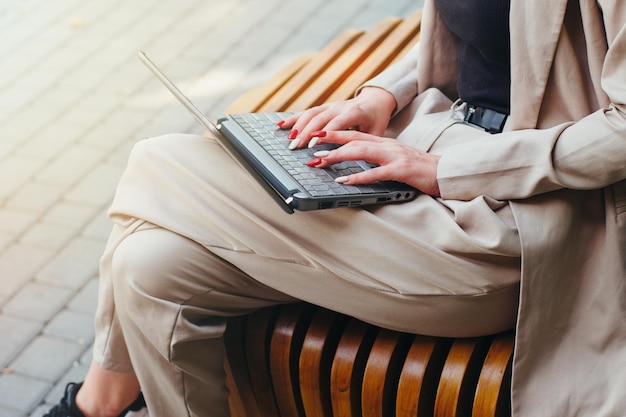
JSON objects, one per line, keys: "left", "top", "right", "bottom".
{"left": 0, "top": 0, "right": 421, "bottom": 415}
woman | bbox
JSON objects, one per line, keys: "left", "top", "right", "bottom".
{"left": 44, "top": 0, "right": 626, "bottom": 416}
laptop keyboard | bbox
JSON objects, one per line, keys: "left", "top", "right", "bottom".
{"left": 231, "top": 113, "right": 391, "bottom": 197}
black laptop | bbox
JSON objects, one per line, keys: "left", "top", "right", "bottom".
{"left": 138, "top": 51, "right": 417, "bottom": 213}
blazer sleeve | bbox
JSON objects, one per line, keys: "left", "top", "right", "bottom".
{"left": 437, "top": 5, "right": 626, "bottom": 201}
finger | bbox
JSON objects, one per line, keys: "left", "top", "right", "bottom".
{"left": 311, "top": 140, "right": 386, "bottom": 168}
{"left": 317, "top": 110, "right": 366, "bottom": 134}
{"left": 276, "top": 112, "right": 303, "bottom": 129}
{"left": 335, "top": 165, "right": 392, "bottom": 185}
{"left": 292, "top": 107, "right": 347, "bottom": 147}
{"left": 286, "top": 106, "right": 333, "bottom": 149}
{"left": 293, "top": 101, "right": 368, "bottom": 145}
{"left": 310, "top": 130, "right": 386, "bottom": 148}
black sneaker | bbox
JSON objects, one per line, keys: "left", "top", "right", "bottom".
{"left": 43, "top": 382, "right": 146, "bottom": 417}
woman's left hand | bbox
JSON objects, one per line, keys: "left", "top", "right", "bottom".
{"left": 307, "top": 130, "right": 441, "bottom": 197}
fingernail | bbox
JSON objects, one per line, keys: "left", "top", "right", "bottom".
{"left": 275, "top": 120, "right": 285, "bottom": 128}
{"left": 306, "top": 157, "right": 322, "bottom": 167}
{"left": 311, "top": 130, "right": 327, "bottom": 138}
{"left": 308, "top": 137, "right": 320, "bottom": 148}
{"left": 335, "top": 176, "right": 349, "bottom": 184}
{"left": 314, "top": 150, "right": 330, "bottom": 157}
{"left": 288, "top": 129, "right": 299, "bottom": 140}
{"left": 288, "top": 138, "right": 301, "bottom": 150}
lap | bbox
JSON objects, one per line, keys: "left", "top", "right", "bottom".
{"left": 107, "top": 94, "right": 521, "bottom": 336}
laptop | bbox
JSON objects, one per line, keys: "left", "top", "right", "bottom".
{"left": 138, "top": 50, "right": 417, "bottom": 213}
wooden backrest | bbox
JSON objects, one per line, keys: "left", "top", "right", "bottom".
{"left": 222, "top": 9, "right": 514, "bottom": 417}
{"left": 225, "top": 9, "right": 422, "bottom": 114}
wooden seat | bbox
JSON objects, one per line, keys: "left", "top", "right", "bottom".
{"left": 222, "top": 9, "right": 514, "bottom": 417}
{"left": 226, "top": 305, "right": 513, "bottom": 417}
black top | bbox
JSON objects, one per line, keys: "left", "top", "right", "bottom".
{"left": 435, "top": 0, "right": 512, "bottom": 114}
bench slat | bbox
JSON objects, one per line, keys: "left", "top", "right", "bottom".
{"left": 258, "top": 29, "right": 364, "bottom": 112}
{"left": 330, "top": 319, "right": 375, "bottom": 416}
{"left": 361, "top": 329, "right": 412, "bottom": 417}
{"left": 299, "top": 309, "right": 349, "bottom": 417}
{"left": 244, "top": 309, "right": 280, "bottom": 415}
{"left": 472, "top": 332, "right": 514, "bottom": 417}
{"left": 287, "top": 16, "right": 403, "bottom": 111}
{"left": 224, "top": 317, "right": 261, "bottom": 417}
{"left": 434, "top": 337, "right": 493, "bottom": 417}
{"left": 395, "top": 335, "right": 451, "bottom": 417}
{"left": 269, "top": 304, "right": 315, "bottom": 417}
{"left": 224, "top": 53, "right": 314, "bottom": 114}
{"left": 327, "top": 9, "right": 423, "bottom": 103}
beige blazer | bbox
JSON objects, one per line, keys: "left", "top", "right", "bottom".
{"left": 367, "top": 0, "right": 626, "bottom": 415}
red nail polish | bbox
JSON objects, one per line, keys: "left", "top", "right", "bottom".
{"left": 288, "top": 129, "right": 299, "bottom": 140}
{"left": 275, "top": 120, "right": 285, "bottom": 128}
{"left": 306, "top": 157, "right": 322, "bottom": 167}
{"left": 311, "top": 130, "right": 327, "bottom": 138}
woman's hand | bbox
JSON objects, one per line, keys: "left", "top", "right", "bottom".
{"left": 306, "top": 130, "right": 441, "bottom": 197}
{"left": 277, "top": 87, "right": 397, "bottom": 149}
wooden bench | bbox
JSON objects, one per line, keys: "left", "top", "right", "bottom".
{"left": 222, "top": 9, "right": 515, "bottom": 417}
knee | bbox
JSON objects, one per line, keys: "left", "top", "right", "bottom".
{"left": 125, "top": 135, "right": 176, "bottom": 170}
{"left": 110, "top": 228, "right": 190, "bottom": 308}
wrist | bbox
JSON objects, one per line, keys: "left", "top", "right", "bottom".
{"left": 357, "top": 86, "right": 397, "bottom": 118}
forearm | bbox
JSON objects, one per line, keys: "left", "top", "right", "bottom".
{"left": 438, "top": 108, "right": 626, "bottom": 201}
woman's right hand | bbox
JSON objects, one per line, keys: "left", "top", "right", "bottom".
{"left": 276, "top": 87, "right": 397, "bottom": 149}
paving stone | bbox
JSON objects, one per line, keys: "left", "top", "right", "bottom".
{"left": 88, "top": 3, "right": 155, "bottom": 40}
{"left": 5, "top": 182, "right": 66, "bottom": 214}
{"left": 34, "top": 145, "right": 104, "bottom": 187}
{"left": 105, "top": 139, "right": 142, "bottom": 168}
{"left": 0, "top": 208, "right": 38, "bottom": 235}
{"left": 30, "top": 404, "right": 56, "bottom": 417}
{"left": 28, "top": 88, "right": 89, "bottom": 125}
{"left": 42, "top": 357, "right": 91, "bottom": 404}
{"left": 36, "top": 237, "right": 104, "bottom": 289}
{"left": 78, "top": 345, "right": 94, "bottom": 365}
{"left": 32, "top": 346, "right": 92, "bottom": 413}
{"left": 0, "top": 107, "right": 49, "bottom": 151}
{"left": 0, "top": 156, "right": 47, "bottom": 200}
{"left": 14, "top": 123, "right": 86, "bottom": 161}
{"left": 0, "top": 233, "right": 13, "bottom": 255}
{"left": 2, "top": 282, "right": 73, "bottom": 323}
{"left": 0, "top": 315, "right": 43, "bottom": 368}
{"left": 0, "top": 405, "right": 24, "bottom": 417}
{"left": 67, "top": 278, "right": 99, "bottom": 315}
{"left": 0, "top": 83, "right": 40, "bottom": 111}
{"left": 55, "top": 95, "right": 126, "bottom": 132}
{"left": 9, "top": 335, "right": 86, "bottom": 382}
{"left": 81, "top": 210, "right": 113, "bottom": 241}
{"left": 43, "top": 309, "right": 95, "bottom": 345}
{"left": 90, "top": 62, "right": 153, "bottom": 100}
{"left": 0, "top": 372, "right": 52, "bottom": 413}
{"left": 0, "top": 243, "right": 55, "bottom": 299}
{"left": 40, "top": 202, "right": 98, "bottom": 229}
{"left": 63, "top": 163, "right": 126, "bottom": 206}
{"left": 19, "top": 222, "right": 77, "bottom": 252}
{"left": 79, "top": 108, "right": 152, "bottom": 154}
{"left": 0, "top": 130, "right": 27, "bottom": 161}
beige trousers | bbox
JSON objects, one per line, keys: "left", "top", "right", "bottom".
{"left": 93, "top": 89, "right": 521, "bottom": 417}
